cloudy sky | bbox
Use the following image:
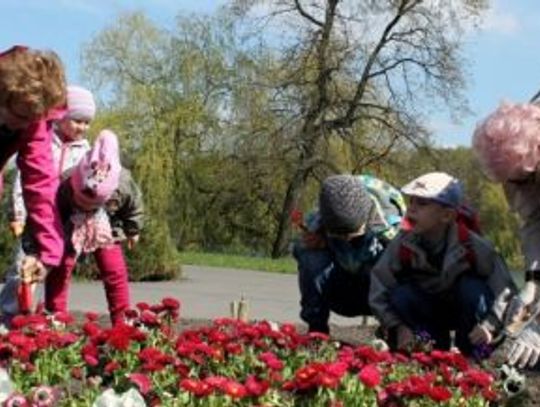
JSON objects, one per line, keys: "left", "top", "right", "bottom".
{"left": 1, "top": 0, "right": 538, "bottom": 146}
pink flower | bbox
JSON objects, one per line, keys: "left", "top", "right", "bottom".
{"left": 31, "top": 385, "right": 57, "bottom": 407}
{"left": 129, "top": 373, "right": 153, "bottom": 395}
{"left": 81, "top": 343, "right": 99, "bottom": 366}
{"left": 4, "top": 393, "right": 29, "bottom": 407}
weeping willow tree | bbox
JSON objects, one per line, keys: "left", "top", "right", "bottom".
{"left": 80, "top": 10, "right": 278, "bottom": 276}
{"left": 81, "top": 13, "right": 208, "bottom": 279}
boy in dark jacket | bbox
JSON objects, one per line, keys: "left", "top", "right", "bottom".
{"left": 369, "top": 172, "right": 516, "bottom": 355}
{"left": 294, "top": 174, "right": 402, "bottom": 334}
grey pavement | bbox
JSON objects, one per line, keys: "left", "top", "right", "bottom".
{"left": 32, "top": 265, "right": 370, "bottom": 326}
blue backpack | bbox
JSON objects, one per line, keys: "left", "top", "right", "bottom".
{"left": 357, "top": 174, "right": 406, "bottom": 240}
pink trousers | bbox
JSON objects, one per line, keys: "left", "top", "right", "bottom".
{"left": 45, "top": 243, "right": 130, "bottom": 324}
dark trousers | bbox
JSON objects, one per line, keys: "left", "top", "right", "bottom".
{"left": 389, "top": 275, "right": 494, "bottom": 355}
{"left": 294, "top": 246, "right": 371, "bottom": 333}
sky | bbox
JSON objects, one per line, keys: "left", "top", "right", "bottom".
{"left": 1, "top": 0, "right": 539, "bottom": 147}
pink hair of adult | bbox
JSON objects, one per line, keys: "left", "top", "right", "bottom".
{"left": 472, "top": 102, "right": 540, "bottom": 182}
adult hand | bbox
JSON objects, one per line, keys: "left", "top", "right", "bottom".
{"left": 127, "top": 234, "right": 139, "bottom": 250}
{"left": 9, "top": 221, "right": 24, "bottom": 238}
{"left": 507, "top": 319, "right": 540, "bottom": 369}
{"left": 20, "top": 255, "right": 48, "bottom": 283}
{"left": 504, "top": 282, "right": 539, "bottom": 335}
{"left": 396, "top": 324, "right": 414, "bottom": 351}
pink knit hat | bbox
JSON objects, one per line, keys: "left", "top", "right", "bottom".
{"left": 66, "top": 85, "right": 96, "bottom": 121}
{"left": 71, "top": 130, "right": 121, "bottom": 210}
{"left": 473, "top": 102, "right": 540, "bottom": 182}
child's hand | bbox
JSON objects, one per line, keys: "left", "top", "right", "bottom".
{"left": 9, "top": 221, "right": 24, "bottom": 238}
{"left": 127, "top": 235, "right": 139, "bottom": 250}
{"left": 469, "top": 324, "right": 493, "bottom": 345}
{"left": 396, "top": 324, "right": 414, "bottom": 350}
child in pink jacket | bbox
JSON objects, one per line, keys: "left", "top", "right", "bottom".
{"left": 0, "top": 45, "right": 67, "bottom": 275}
{"left": 46, "top": 130, "right": 142, "bottom": 324}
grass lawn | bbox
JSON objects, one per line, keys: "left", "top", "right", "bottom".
{"left": 177, "top": 250, "right": 297, "bottom": 274}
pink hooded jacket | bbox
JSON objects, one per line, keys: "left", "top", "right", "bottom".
{"left": 0, "top": 110, "right": 65, "bottom": 267}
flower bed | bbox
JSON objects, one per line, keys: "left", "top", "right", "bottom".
{"left": 0, "top": 298, "right": 507, "bottom": 406}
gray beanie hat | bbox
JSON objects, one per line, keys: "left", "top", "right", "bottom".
{"left": 319, "top": 175, "right": 373, "bottom": 235}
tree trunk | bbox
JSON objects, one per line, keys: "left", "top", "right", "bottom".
{"left": 271, "top": 166, "right": 310, "bottom": 258}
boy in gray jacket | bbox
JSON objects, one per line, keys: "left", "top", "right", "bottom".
{"left": 369, "top": 172, "right": 516, "bottom": 356}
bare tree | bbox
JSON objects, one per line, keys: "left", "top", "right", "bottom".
{"left": 231, "top": 0, "right": 487, "bottom": 257}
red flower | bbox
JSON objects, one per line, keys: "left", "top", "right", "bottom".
{"left": 161, "top": 297, "right": 181, "bottom": 311}
{"left": 82, "top": 322, "right": 101, "bottom": 338}
{"left": 140, "top": 310, "right": 160, "bottom": 327}
{"left": 245, "top": 375, "right": 270, "bottom": 397}
{"left": 106, "top": 323, "right": 140, "bottom": 350}
{"left": 481, "top": 387, "right": 499, "bottom": 401}
{"left": 53, "top": 312, "right": 75, "bottom": 324}
{"left": 317, "top": 373, "right": 340, "bottom": 388}
{"left": 461, "top": 368, "right": 493, "bottom": 388}
{"left": 81, "top": 344, "right": 99, "bottom": 366}
{"left": 129, "top": 373, "right": 153, "bottom": 395}
{"left": 222, "top": 380, "right": 247, "bottom": 399}
{"left": 105, "top": 361, "right": 121, "bottom": 374}
{"left": 136, "top": 302, "right": 151, "bottom": 311}
{"left": 358, "top": 364, "right": 381, "bottom": 388}
{"left": 290, "top": 208, "right": 304, "bottom": 227}
{"left": 429, "top": 385, "right": 453, "bottom": 402}
{"left": 124, "top": 308, "right": 139, "bottom": 319}
{"left": 180, "top": 378, "right": 211, "bottom": 396}
{"left": 258, "top": 351, "right": 284, "bottom": 370}
{"left": 71, "top": 367, "right": 83, "bottom": 380}
{"left": 225, "top": 342, "right": 243, "bottom": 355}
{"left": 325, "top": 361, "right": 348, "bottom": 379}
{"left": 84, "top": 312, "right": 99, "bottom": 321}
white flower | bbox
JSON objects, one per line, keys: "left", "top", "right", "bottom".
{"left": 499, "top": 364, "right": 526, "bottom": 397}
{"left": 92, "top": 388, "right": 146, "bottom": 407}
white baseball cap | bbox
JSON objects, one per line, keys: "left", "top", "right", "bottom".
{"left": 401, "top": 172, "right": 463, "bottom": 208}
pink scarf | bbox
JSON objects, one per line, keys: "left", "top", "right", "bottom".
{"left": 70, "top": 207, "right": 113, "bottom": 255}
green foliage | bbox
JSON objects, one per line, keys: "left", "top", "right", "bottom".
{"left": 0, "top": 169, "right": 17, "bottom": 274}
{"left": 178, "top": 250, "right": 296, "bottom": 274}
{"left": 75, "top": 4, "right": 525, "bottom": 279}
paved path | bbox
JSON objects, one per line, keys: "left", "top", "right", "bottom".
{"left": 54, "top": 265, "right": 369, "bottom": 326}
